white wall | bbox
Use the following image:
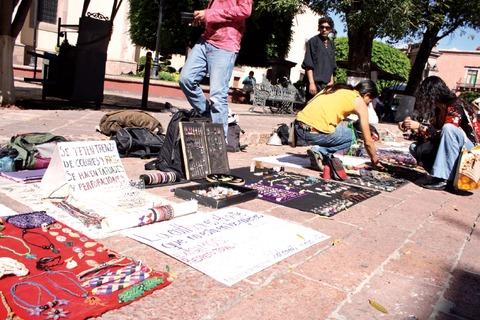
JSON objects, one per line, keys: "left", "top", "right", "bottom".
{"left": 286, "top": 7, "right": 320, "bottom": 83}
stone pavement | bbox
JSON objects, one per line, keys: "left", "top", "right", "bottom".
{"left": 0, "top": 82, "right": 479, "bottom": 320}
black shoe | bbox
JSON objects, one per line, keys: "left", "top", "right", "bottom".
{"left": 422, "top": 178, "right": 448, "bottom": 190}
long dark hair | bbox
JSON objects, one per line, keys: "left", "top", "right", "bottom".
{"left": 322, "top": 80, "right": 378, "bottom": 98}
{"left": 415, "top": 76, "right": 456, "bottom": 120}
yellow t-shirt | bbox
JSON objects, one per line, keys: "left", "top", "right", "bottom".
{"left": 296, "top": 89, "right": 358, "bottom": 133}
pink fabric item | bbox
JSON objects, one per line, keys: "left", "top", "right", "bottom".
{"left": 33, "top": 156, "right": 51, "bottom": 169}
{"left": 203, "top": 0, "right": 253, "bottom": 52}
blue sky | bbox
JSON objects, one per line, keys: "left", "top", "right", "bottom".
{"left": 331, "top": 14, "right": 479, "bottom": 51}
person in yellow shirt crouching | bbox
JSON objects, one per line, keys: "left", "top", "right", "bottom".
{"left": 295, "top": 80, "right": 381, "bottom": 171}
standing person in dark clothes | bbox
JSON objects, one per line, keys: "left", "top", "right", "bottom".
{"left": 302, "top": 16, "right": 336, "bottom": 102}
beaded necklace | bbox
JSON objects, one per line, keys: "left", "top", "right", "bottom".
{"left": 10, "top": 281, "right": 68, "bottom": 316}
{"left": 45, "top": 271, "right": 88, "bottom": 298}
{"left": 0, "top": 234, "right": 36, "bottom": 260}
{"left": 21, "top": 229, "right": 60, "bottom": 254}
{"left": 0, "top": 291, "right": 23, "bottom": 320}
{"left": 76, "top": 256, "right": 129, "bottom": 280}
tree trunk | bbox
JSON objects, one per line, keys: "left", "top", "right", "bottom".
{"left": 0, "top": 35, "right": 15, "bottom": 106}
{"left": 404, "top": 26, "right": 441, "bottom": 96}
{"left": 347, "top": 25, "right": 375, "bottom": 77}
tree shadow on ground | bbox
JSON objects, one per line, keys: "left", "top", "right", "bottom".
{"left": 439, "top": 268, "right": 480, "bottom": 319}
{"left": 14, "top": 86, "right": 171, "bottom": 112}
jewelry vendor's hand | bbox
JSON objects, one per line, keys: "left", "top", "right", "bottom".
{"left": 403, "top": 119, "right": 420, "bottom": 130}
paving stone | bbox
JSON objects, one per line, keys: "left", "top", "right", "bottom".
{"left": 333, "top": 272, "right": 442, "bottom": 320}
{"left": 217, "top": 272, "right": 346, "bottom": 320}
{"left": 2, "top": 84, "right": 480, "bottom": 319}
{"left": 385, "top": 242, "right": 457, "bottom": 287}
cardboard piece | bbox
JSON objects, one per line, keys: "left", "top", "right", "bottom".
{"left": 126, "top": 207, "right": 329, "bottom": 286}
{"left": 40, "top": 140, "right": 129, "bottom": 198}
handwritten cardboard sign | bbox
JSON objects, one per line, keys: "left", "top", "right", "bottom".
{"left": 41, "top": 140, "right": 129, "bottom": 198}
{"left": 126, "top": 207, "right": 329, "bottom": 286}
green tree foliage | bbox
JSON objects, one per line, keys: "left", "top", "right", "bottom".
{"left": 308, "top": 0, "right": 415, "bottom": 75}
{"left": 334, "top": 37, "right": 410, "bottom": 91}
{"left": 459, "top": 91, "right": 480, "bottom": 104}
{"left": 128, "top": 0, "right": 208, "bottom": 54}
{"left": 237, "top": 1, "right": 301, "bottom": 66}
{"left": 128, "top": 0, "right": 303, "bottom": 66}
{"left": 403, "top": 0, "right": 480, "bottom": 94}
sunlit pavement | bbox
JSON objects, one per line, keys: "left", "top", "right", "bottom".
{"left": 0, "top": 81, "right": 478, "bottom": 319}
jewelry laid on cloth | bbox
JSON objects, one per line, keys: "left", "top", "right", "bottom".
{"left": 0, "top": 290, "right": 23, "bottom": 320}
{"left": 0, "top": 257, "right": 29, "bottom": 278}
{"left": 139, "top": 171, "right": 179, "bottom": 185}
{"left": 41, "top": 223, "right": 50, "bottom": 232}
{"left": 0, "top": 234, "right": 36, "bottom": 260}
{"left": 64, "top": 257, "right": 78, "bottom": 270}
{"left": 81, "top": 263, "right": 142, "bottom": 288}
{"left": 139, "top": 205, "right": 174, "bottom": 226}
{"left": 45, "top": 307, "right": 69, "bottom": 320}
{"left": 84, "top": 296, "right": 105, "bottom": 306}
{"left": 53, "top": 201, "right": 103, "bottom": 228}
{"left": 36, "top": 256, "right": 63, "bottom": 271}
{"left": 6, "top": 211, "right": 56, "bottom": 229}
{"left": 45, "top": 271, "right": 88, "bottom": 298}
{"left": 76, "top": 257, "right": 130, "bottom": 280}
{"left": 206, "top": 174, "right": 245, "bottom": 185}
{"left": 117, "top": 276, "right": 165, "bottom": 303}
{"left": 21, "top": 229, "right": 60, "bottom": 254}
{"left": 91, "top": 269, "right": 151, "bottom": 295}
{"left": 10, "top": 281, "right": 68, "bottom": 316}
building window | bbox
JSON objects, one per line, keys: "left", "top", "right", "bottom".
{"left": 37, "top": 0, "right": 58, "bottom": 24}
{"left": 466, "top": 69, "right": 478, "bottom": 86}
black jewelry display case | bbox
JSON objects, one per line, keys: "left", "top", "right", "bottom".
{"left": 174, "top": 182, "right": 258, "bottom": 208}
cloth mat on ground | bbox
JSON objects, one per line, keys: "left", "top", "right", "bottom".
{"left": 360, "top": 147, "right": 417, "bottom": 167}
{"left": 0, "top": 211, "right": 171, "bottom": 320}
{"left": 338, "top": 163, "right": 424, "bottom": 192}
{"left": 0, "top": 177, "right": 178, "bottom": 239}
{"left": 231, "top": 168, "right": 380, "bottom": 217}
{"left": 0, "top": 169, "right": 47, "bottom": 183}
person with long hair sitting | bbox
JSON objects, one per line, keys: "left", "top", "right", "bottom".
{"left": 399, "top": 76, "right": 480, "bottom": 190}
{"left": 295, "top": 80, "right": 381, "bottom": 175}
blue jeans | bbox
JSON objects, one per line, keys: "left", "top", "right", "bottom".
{"left": 295, "top": 122, "right": 353, "bottom": 156}
{"left": 179, "top": 40, "right": 237, "bottom": 136}
{"left": 410, "top": 123, "right": 474, "bottom": 181}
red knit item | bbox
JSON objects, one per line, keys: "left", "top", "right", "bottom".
{"left": 0, "top": 217, "right": 171, "bottom": 319}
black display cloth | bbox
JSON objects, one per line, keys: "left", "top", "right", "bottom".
{"left": 231, "top": 167, "right": 380, "bottom": 217}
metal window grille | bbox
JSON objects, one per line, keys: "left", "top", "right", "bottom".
{"left": 37, "top": 0, "right": 58, "bottom": 24}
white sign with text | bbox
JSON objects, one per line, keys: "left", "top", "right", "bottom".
{"left": 126, "top": 207, "right": 329, "bottom": 286}
{"left": 40, "top": 140, "right": 129, "bottom": 198}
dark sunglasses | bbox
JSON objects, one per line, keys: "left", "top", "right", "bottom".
{"left": 319, "top": 25, "right": 332, "bottom": 30}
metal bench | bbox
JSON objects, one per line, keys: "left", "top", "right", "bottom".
{"left": 249, "top": 83, "right": 305, "bottom": 114}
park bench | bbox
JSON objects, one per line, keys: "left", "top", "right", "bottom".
{"left": 249, "top": 82, "right": 305, "bottom": 114}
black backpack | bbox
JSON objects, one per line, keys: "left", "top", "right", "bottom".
{"left": 276, "top": 123, "right": 290, "bottom": 145}
{"left": 112, "top": 127, "right": 165, "bottom": 158}
{"left": 227, "top": 123, "right": 246, "bottom": 152}
{"left": 144, "top": 109, "right": 207, "bottom": 175}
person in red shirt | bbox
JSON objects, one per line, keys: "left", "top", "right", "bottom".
{"left": 399, "top": 76, "right": 479, "bottom": 190}
{"left": 179, "top": 0, "right": 253, "bottom": 136}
